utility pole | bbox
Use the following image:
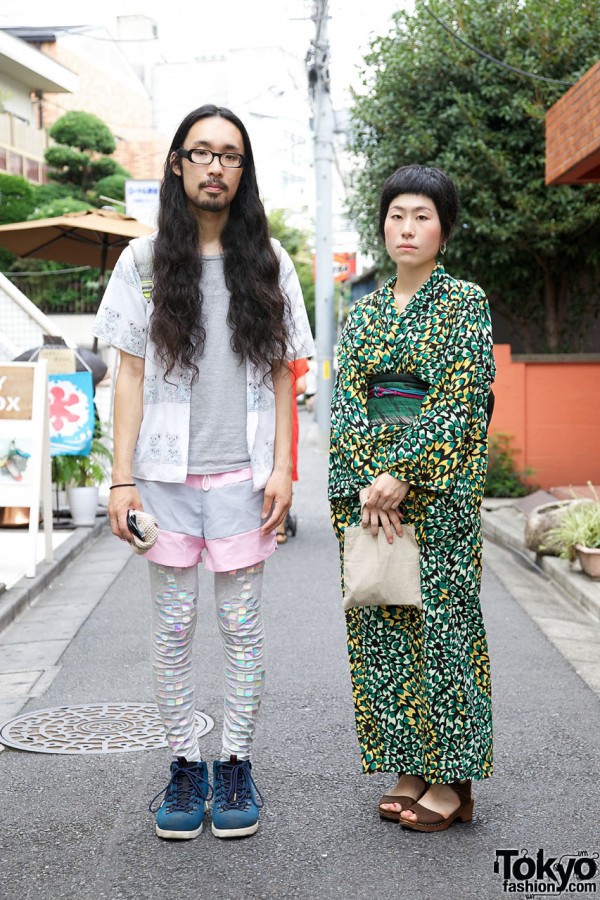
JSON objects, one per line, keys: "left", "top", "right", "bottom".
{"left": 307, "top": 0, "right": 335, "bottom": 449}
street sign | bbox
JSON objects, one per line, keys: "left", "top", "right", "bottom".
{"left": 125, "top": 179, "right": 160, "bottom": 228}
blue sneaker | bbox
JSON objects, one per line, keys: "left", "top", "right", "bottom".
{"left": 149, "top": 757, "right": 212, "bottom": 840}
{"left": 211, "top": 755, "right": 264, "bottom": 838}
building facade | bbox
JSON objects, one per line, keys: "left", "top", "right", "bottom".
{"left": 0, "top": 28, "right": 77, "bottom": 184}
{"left": 3, "top": 24, "right": 168, "bottom": 182}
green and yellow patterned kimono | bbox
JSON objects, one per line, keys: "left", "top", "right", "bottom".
{"left": 329, "top": 264, "right": 496, "bottom": 783}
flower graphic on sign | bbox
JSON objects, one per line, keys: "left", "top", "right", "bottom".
{"left": 48, "top": 373, "right": 95, "bottom": 456}
{"left": 49, "top": 385, "right": 85, "bottom": 432}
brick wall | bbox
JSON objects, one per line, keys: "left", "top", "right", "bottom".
{"left": 39, "top": 39, "right": 168, "bottom": 180}
{"left": 546, "top": 61, "right": 600, "bottom": 185}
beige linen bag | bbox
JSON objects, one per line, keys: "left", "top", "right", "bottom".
{"left": 342, "top": 523, "right": 422, "bottom": 611}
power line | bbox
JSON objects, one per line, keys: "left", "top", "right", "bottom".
{"left": 42, "top": 24, "right": 159, "bottom": 44}
{"left": 3, "top": 265, "right": 92, "bottom": 277}
{"left": 419, "top": 2, "right": 576, "bottom": 87}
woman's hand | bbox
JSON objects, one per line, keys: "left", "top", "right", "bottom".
{"left": 108, "top": 486, "right": 143, "bottom": 542}
{"left": 359, "top": 474, "right": 410, "bottom": 542}
{"left": 365, "top": 473, "right": 409, "bottom": 511}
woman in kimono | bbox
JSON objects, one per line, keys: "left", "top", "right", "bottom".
{"left": 328, "top": 165, "right": 495, "bottom": 833}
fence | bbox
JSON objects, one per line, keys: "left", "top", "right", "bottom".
{"left": 0, "top": 272, "right": 72, "bottom": 359}
{"left": 3, "top": 271, "right": 98, "bottom": 314}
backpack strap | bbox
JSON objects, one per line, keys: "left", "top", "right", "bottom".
{"left": 129, "top": 235, "right": 155, "bottom": 302}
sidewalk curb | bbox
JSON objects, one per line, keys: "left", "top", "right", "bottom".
{"left": 0, "top": 517, "right": 110, "bottom": 634}
{"left": 481, "top": 506, "right": 600, "bottom": 622}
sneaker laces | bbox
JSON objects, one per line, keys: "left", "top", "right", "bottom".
{"left": 214, "top": 758, "right": 264, "bottom": 812}
{"left": 148, "top": 758, "right": 213, "bottom": 814}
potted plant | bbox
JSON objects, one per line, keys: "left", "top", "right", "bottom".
{"left": 51, "top": 434, "right": 113, "bottom": 526}
{"left": 546, "top": 490, "right": 600, "bottom": 579}
{"left": 525, "top": 498, "right": 593, "bottom": 555}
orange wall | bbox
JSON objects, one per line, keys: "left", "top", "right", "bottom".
{"left": 491, "top": 344, "right": 600, "bottom": 489}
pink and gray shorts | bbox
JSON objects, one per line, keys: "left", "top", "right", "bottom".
{"left": 135, "top": 466, "right": 276, "bottom": 572}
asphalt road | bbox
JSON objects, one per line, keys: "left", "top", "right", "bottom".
{"left": 1, "top": 414, "right": 598, "bottom": 900}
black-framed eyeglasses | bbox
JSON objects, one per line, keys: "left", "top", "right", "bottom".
{"left": 177, "top": 148, "right": 245, "bottom": 168}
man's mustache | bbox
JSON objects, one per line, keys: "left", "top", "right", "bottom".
{"left": 201, "top": 179, "right": 228, "bottom": 191}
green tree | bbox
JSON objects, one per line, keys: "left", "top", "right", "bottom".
{"left": 29, "top": 181, "right": 93, "bottom": 219}
{"left": 0, "top": 174, "right": 35, "bottom": 223}
{"left": 32, "top": 182, "right": 76, "bottom": 208}
{"left": 91, "top": 173, "right": 129, "bottom": 207}
{"left": 0, "top": 174, "right": 36, "bottom": 269}
{"left": 31, "top": 196, "right": 92, "bottom": 220}
{"left": 49, "top": 110, "right": 117, "bottom": 155}
{"left": 0, "top": 177, "right": 96, "bottom": 303}
{"left": 12, "top": 111, "right": 132, "bottom": 303}
{"left": 268, "top": 209, "right": 316, "bottom": 331}
{"left": 45, "top": 110, "right": 130, "bottom": 202}
{"left": 348, "top": 0, "right": 600, "bottom": 352}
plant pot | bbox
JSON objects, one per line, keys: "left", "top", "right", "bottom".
{"left": 574, "top": 544, "right": 600, "bottom": 579}
{"left": 67, "top": 486, "right": 99, "bottom": 527}
{"left": 525, "top": 499, "right": 591, "bottom": 555}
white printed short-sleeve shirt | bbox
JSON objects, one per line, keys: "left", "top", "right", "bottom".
{"left": 92, "top": 236, "right": 315, "bottom": 489}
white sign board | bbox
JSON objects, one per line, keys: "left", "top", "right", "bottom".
{"left": 125, "top": 179, "right": 160, "bottom": 228}
{"left": 0, "top": 361, "right": 52, "bottom": 577}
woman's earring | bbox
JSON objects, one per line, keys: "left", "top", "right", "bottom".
{"left": 440, "top": 242, "right": 447, "bottom": 255}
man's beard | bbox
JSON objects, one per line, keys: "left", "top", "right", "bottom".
{"left": 191, "top": 180, "right": 231, "bottom": 213}
{"left": 192, "top": 195, "right": 231, "bottom": 213}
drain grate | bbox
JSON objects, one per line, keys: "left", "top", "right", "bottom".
{"left": 0, "top": 703, "right": 214, "bottom": 755}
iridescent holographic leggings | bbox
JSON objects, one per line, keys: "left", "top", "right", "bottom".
{"left": 148, "top": 561, "right": 266, "bottom": 762}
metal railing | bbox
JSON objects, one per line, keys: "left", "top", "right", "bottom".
{"left": 0, "top": 111, "right": 47, "bottom": 183}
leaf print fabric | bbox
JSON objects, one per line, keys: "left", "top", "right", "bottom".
{"left": 329, "top": 264, "right": 496, "bottom": 782}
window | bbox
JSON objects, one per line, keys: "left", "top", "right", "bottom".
{"left": 8, "top": 152, "right": 23, "bottom": 176}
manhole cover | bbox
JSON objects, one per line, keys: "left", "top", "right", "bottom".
{"left": 0, "top": 703, "right": 214, "bottom": 755}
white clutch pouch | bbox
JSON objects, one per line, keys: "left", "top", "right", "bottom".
{"left": 127, "top": 509, "right": 159, "bottom": 555}
{"left": 342, "top": 523, "right": 422, "bottom": 611}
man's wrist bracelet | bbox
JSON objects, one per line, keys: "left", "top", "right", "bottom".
{"left": 109, "top": 483, "right": 136, "bottom": 490}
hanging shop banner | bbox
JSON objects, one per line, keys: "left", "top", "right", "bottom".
{"left": 38, "top": 346, "right": 76, "bottom": 374}
{"left": 312, "top": 251, "right": 357, "bottom": 283}
{"left": 333, "top": 252, "right": 357, "bottom": 283}
{"left": 48, "top": 371, "right": 95, "bottom": 457}
{"left": 0, "top": 361, "right": 53, "bottom": 577}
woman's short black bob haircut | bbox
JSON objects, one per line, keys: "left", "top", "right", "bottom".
{"left": 378, "top": 165, "right": 459, "bottom": 243}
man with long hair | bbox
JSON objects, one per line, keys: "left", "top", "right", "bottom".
{"left": 92, "top": 105, "right": 314, "bottom": 841}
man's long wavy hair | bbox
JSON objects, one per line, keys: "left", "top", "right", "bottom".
{"left": 151, "top": 104, "right": 290, "bottom": 378}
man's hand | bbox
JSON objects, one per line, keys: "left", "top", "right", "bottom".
{"left": 108, "top": 486, "right": 143, "bottom": 542}
{"left": 110, "top": 350, "right": 144, "bottom": 544}
{"left": 260, "top": 470, "right": 292, "bottom": 535}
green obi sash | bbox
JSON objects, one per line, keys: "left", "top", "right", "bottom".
{"left": 367, "top": 372, "right": 430, "bottom": 425}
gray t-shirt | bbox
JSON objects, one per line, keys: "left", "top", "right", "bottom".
{"left": 187, "top": 255, "right": 250, "bottom": 473}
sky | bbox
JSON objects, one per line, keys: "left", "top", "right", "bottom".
{"left": 0, "top": 0, "right": 409, "bottom": 247}
{"left": 0, "top": 0, "right": 407, "bottom": 108}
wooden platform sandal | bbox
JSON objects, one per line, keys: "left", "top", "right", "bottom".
{"left": 399, "top": 780, "right": 473, "bottom": 832}
{"left": 378, "top": 775, "right": 428, "bottom": 823}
